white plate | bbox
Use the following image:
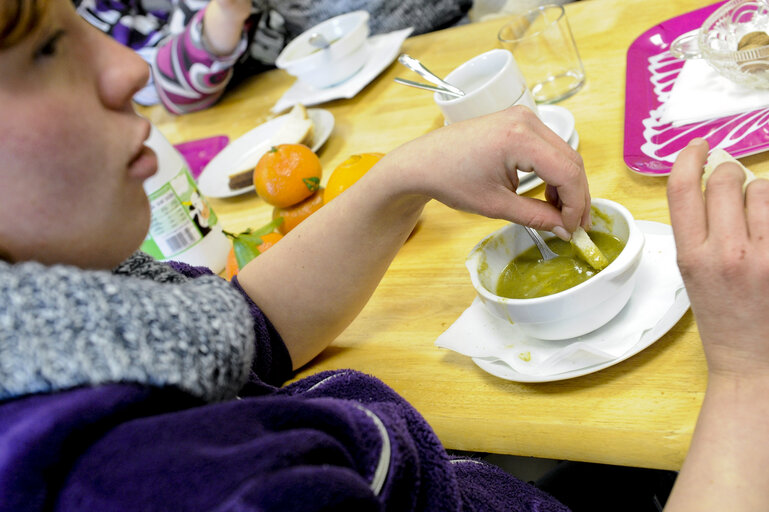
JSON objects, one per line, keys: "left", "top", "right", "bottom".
{"left": 472, "top": 221, "right": 690, "bottom": 383}
{"left": 517, "top": 106, "right": 579, "bottom": 194}
{"left": 197, "top": 108, "right": 335, "bottom": 198}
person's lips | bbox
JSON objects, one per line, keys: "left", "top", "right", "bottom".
{"left": 128, "top": 145, "right": 158, "bottom": 180}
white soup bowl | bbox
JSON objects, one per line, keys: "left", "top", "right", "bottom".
{"left": 275, "top": 11, "right": 370, "bottom": 89}
{"left": 465, "top": 198, "right": 645, "bottom": 340}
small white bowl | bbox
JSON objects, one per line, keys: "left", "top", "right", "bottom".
{"left": 275, "top": 11, "right": 370, "bottom": 89}
{"left": 466, "top": 198, "right": 645, "bottom": 340}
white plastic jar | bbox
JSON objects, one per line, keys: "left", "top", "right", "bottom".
{"left": 140, "top": 126, "right": 230, "bottom": 273}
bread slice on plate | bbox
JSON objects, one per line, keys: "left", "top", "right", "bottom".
{"left": 227, "top": 104, "right": 316, "bottom": 190}
{"left": 271, "top": 103, "right": 314, "bottom": 146}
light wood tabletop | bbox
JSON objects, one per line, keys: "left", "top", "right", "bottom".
{"left": 137, "top": 0, "right": 769, "bottom": 471}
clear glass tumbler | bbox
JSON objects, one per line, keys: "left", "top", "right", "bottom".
{"left": 498, "top": 4, "right": 586, "bottom": 104}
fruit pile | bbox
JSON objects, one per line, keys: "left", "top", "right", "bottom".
{"left": 224, "top": 145, "right": 384, "bottom": 280}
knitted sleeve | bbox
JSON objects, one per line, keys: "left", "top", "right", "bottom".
{"left": 152, "top": 7, "right": 249, "bottom": 114}
{"left": 0, "top": 253, "right": 256, "bottom": 402}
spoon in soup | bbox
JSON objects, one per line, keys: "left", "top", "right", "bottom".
{"left": 523, "top": 226, "right": 559, "bottom": 261}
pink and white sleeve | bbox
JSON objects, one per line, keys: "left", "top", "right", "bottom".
{"left": 152, "top": 8, "right": 247, "bottom": 114}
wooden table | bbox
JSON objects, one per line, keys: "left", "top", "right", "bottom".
{"left": 138, "top": 0, "right": 769, "bottom": 471}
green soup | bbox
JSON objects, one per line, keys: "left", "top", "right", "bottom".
{"left": 496, "top": 231, "right": 625, "bottom": 299}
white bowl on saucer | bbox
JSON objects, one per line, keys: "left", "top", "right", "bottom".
{"left": 466, "top": 198, "right": 645, "bottom": 340}
{"left": 275, "top": 11, "right": 370, "bottom": 89}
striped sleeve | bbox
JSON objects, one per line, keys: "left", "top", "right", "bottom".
{"left": 152, "top": 7, "right": 248, "bottom": 114}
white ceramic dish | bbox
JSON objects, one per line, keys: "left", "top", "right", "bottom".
{"left": 273, "top": 28, "right": 413, "bottom": 113}
{"left": 276, "top": 11, "right": 370, "bottom": 89}
{"left": 516, "top": 105, "right": 578, "bottom": 194}
{"left": 471, "top": 221, "right": 689, "bottom": 382}
{"left": 466, "top": 198, "right": 645, "bottom": 340}
{"left": 433, "top": 49, "right": 538, "bottom": 124}
{"left": 197, "top": 109, "right": 334, "bottom": 199}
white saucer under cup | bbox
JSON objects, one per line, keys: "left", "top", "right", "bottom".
{"left": 517, "top": 104, "right": 577, "bottom": 193}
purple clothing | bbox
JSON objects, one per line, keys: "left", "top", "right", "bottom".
{"left": 0, "top": 261, "right": 569, "bottom": 511}
{"left": 0, "top": 374, "right": 569, "bottom": 511}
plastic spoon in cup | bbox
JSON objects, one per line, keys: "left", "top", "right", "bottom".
{"left": 398, "top": 54, "right": 466, "bottom": 97}
{"left": 308, "top": 33, "right": 330, "bottom": 50}
{"left": 393, "top": 77, "right": 464, "bottom": 97}
{"left": 524, "top": 226, "right": 559, "bottom": 261}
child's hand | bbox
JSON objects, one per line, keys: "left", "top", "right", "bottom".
{"left": 382, "top": 105, "right": 590, "bottom": 239}
{"left": 203, "top": 0, "right": 252, "bottom": 56}
{"left": 212, "top": 0, "right": 252, "bottom": 22}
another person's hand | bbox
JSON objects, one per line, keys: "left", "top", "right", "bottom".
{"left": 664, "top": 139, "right": 769, "bottom": 512}
{"left": 667, "top": 138, "right": 769, "bottom": 379}
{"left": 384, "top": 105, "right": 590, "bottom": 239}
{"left": 203, "top": 0, "right": 252, "bottom": 56}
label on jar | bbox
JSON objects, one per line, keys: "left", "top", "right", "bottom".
{"left": 141, "top": 167, "right": 219, "bottom": 260}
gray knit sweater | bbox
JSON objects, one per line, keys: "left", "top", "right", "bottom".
{"left": 0, "top": 252, "right": 254, "bottom": 402}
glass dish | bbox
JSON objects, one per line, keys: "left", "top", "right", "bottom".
{"left": 624, "top": 1, "right": 769, "bottom": 175}
{"left": 670, "top": 0, "right": 769, "bottom": 89}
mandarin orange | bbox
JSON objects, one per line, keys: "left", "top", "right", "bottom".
{"left": 224, "top": 231, "right": 283, "bottom": 280}
{"left": 272, "top": 188, "right": 324, "bottom": 235}
{"left": 323, "top": 152, "right": 384, "bottom": 204}
{"left": 225, "top": 247, "right": 239, "bottom": 280}
{"left": 253, "top": 144, "right": 322, "bottom": 208}
{"left": 257, "top": 231, "right": 283, "bottom": 253}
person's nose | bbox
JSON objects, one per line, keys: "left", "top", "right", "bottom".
{"left": 91, "top": 28, "right": 151, "bottom": 111}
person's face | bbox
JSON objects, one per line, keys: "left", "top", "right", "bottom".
{"left": 0, "top": 0, "right": 157, "bottom": 268}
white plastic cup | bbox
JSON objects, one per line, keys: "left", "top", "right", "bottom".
{"left": 433, "top": 49, "right": 538, "bottom": 124}
{"left": 141, "top": 126, "right": 230, "bottom": 273}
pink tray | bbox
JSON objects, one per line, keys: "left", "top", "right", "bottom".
{"left": 623, "top": 1, "right": 769, "bottom": 176}
{"left": 174, "top": 135, "right": 229, "bottom": 180}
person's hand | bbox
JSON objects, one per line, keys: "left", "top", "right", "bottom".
{"left": 211, "top": 0, "right": 251, "bottom": 21}
{"left": 203, "top": 0, "right": 251, "bottom": 56}
{"left": 384, "top": 105, "right": 590, "bottom": 238}
{"left": 667, "top": 138, "right": 769, "bottom": 379}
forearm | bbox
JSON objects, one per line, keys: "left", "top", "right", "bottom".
{"left": 665, "top": 375, "right": 769, "bottom": 511}
{"left": 237, "top": 155, "right": 427, "bottom": 369}
{"left": 237, "top": 107, "right": 590, "bottom": 370}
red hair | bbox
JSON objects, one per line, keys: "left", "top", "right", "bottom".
{"left": 0, "top": 0, "right": 47, "bottom": 49}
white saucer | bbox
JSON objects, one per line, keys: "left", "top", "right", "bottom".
{"left": 197, "top": 109, "right": 334, "bottom": 199}
{"left": 470, "top": 221, "right": 690, "bottom": 383}
{"left": 517, "top": 106, "right": 579, "bottom": 194}
{"left": 539, "top": 104, "right": 575, "bottom": 142}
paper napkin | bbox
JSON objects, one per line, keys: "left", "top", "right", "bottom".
{"left": 435, "top": 228, "right": 686, "bottom": 378}
{"left": 660, "top": 59, "right": 769, "bottom": 127}
{"left": 272, "top": 28, "right": 413, "bottom": 113}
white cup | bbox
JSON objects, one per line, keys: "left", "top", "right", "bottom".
{"left": 434, "top": 49, "right": 538, "bottom": 124}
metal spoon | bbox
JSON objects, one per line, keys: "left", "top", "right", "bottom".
{"left": 308, "top": 33, "right": 330, "bottom": 50}
{"left": 393, "top": 77, "right": 464, "bottom": 98}
{"left": 397, "top": 54, "right": 465, "bottom": 97}
{"left": 523, "top": 226, "right": 559, "bottom": 261}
